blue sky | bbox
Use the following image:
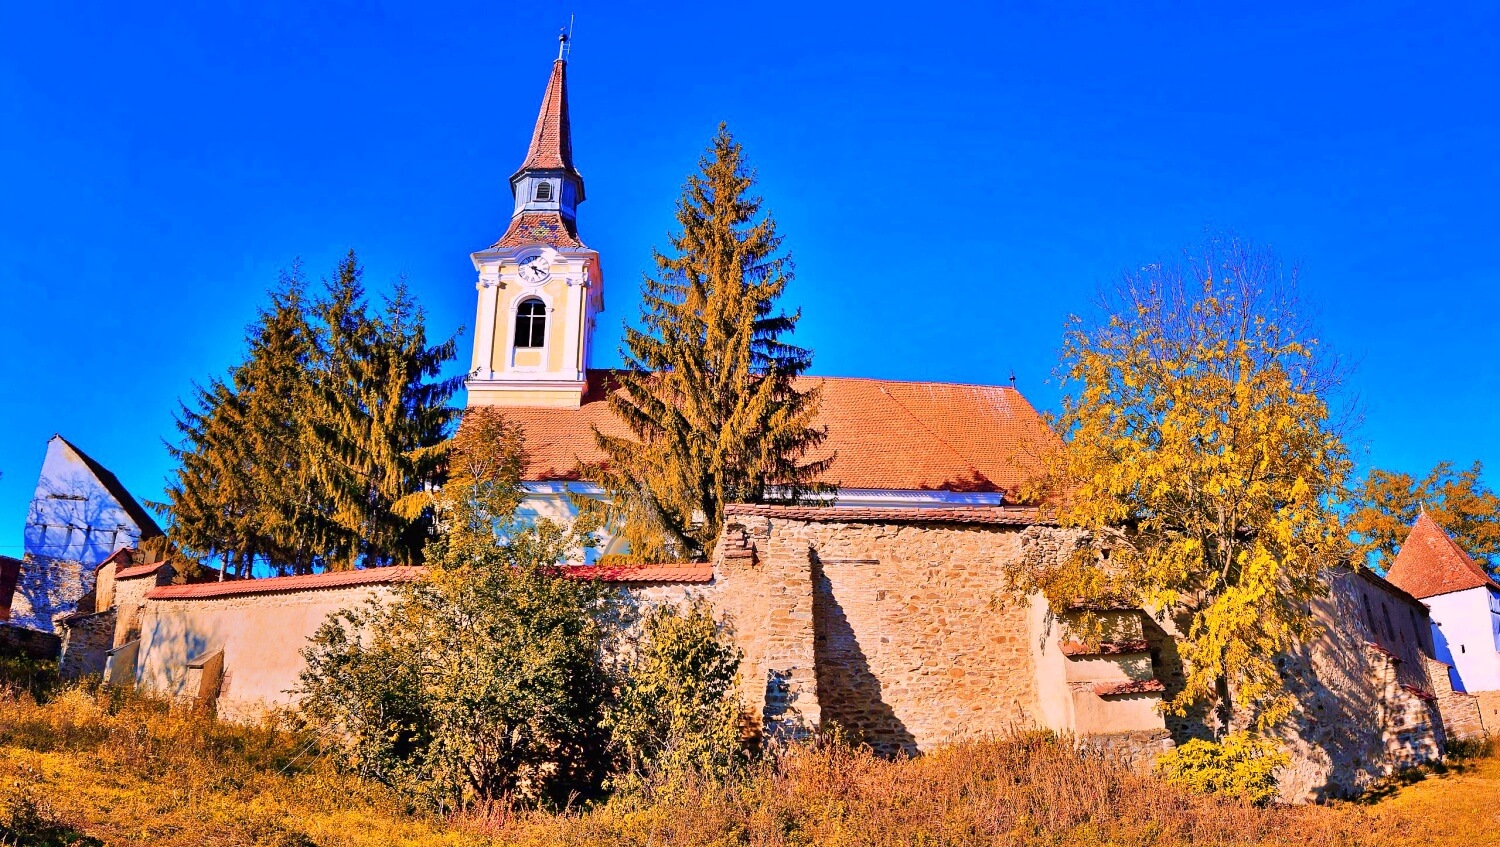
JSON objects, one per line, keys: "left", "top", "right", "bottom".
{"left": 2, "top": 1, "right": 1498, "bottom": 556}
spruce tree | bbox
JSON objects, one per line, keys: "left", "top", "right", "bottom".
{"left": 591, "top": 125, "right": 830, "bottom": 561}
{"left": 304, "top": 254, "right": 461, "bottom": 569}
{"left": 164, "top": 253, "right": 460, "bottom": 574}
{"left": 165, "top": 271, "right": 319, "bottom": 575}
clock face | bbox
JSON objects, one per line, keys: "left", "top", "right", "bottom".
{"left": 518, "top": 255, "right": 551, "bottom": 284}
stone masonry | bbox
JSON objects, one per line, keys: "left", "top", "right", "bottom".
{"left": 711, "top": 505, "right": 1170, "bottom": 753}
{"left": 95, "top": 504, "right": 1458, "bottom": 802}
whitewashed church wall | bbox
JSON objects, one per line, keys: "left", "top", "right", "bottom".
{"left": 132, "top": 585, "right": 398, "bottom": 722}
{"left": 1429, "top": 587, "right": 1500, "bottom": 693}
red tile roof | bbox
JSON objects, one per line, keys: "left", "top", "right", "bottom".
{"left": 1384, "top": 512, "right": 1500, "bottom": 599}
{"left": 92, "top": 548, "right": 136, "bottom": 574}
{"left": 1092, "top": 679, "right": 1165, "bottom": 697}
{"left": 493, "top": 211, "right": 585, "bottom": 250}
{"left": 516, "top": 59, "right": 577, "bottom": 176}
{"left": 1060, "top": 640, "right": 1150, "bottom": 657}
{"left": 496, "top": 373, "right": 1055, "bottom": 495}
{"left": 146, "top": 567, "right": 425, "bottom": 600}
{"left": 1399, "top": 683, "right": 1437, "bottom": 703}
{"left": 556, "top": 564, "right": 713, "bottom": 583}
{"left": 143, "top": 562, "right": 712, "bottom": 600}
{"left": 115, "top": 561, "right": 167, "bottom": 580}
{"left": 723, "top": 503, "right": 1039, "bottom": 526}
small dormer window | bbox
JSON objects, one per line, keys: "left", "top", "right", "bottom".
{"left": 534, "top": 181, "right": 553, "bottom": 201}
{"left": 515, "top": 299, "right": 546, "bottom": 348}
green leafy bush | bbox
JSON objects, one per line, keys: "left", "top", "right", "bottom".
{"left": 608, "top": 598, "right": 746, "bottom": 791}
{"left": 298, "top": 516, "right": 611, "bottom": 810}
{"left": 0, "top": 649, "right": 59, "bottom": 703}
{"left": 299, "top": 409, "right": 613, "bottom": 810}
{"left": 1153, "top": 731, "right": 1288, "bottom": 805}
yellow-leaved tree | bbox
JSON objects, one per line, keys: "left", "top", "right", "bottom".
{"left": 1011, "top": 237, "right": 1352, "bottom": 743}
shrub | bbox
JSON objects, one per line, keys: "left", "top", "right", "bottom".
{"left": 1153, "top": 731, "right": 1288, "bottom": 805}
{"left": 299, "top": 518, "right": 612, "bottom": 810}
{"left": 0, "top": 648, "right": 59, "bottom": 703}
{"left": 0, "top": 770, "right": 103, "bottom": 847}
{"left": 607, "top": 598, "right": 746, "bottom": 791}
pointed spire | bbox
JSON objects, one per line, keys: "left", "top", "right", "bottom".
{"left": 494, "top": 45, "right": 587, "bottom": 251}
{"left": 515, "top": 55, "right": 578, "bottom": 177}
{"left": 1385, "top": 511, "right": 1499, "bottom": 598}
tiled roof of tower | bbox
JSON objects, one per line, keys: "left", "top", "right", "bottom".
{"left": 493, "top": 212, "right": 585, "bottom": 250}
{"left": 494, "top": 372, "right": 1056, "bottom": 495}
{"left": 1384, "top": 512, "right": 1500, "bottom": 599}
{"left": 516, "top": 59, "right": 577, "bottom": 176}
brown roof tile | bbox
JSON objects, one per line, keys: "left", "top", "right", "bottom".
{"left": 497, "top": 373, "right": 1055, "bottom": 495}
{"left": 516, "top": 59, "right": 577, "bottom": 176}
{"left": 92, "top": 548, "right": 136, "bottom": 574}
{"left": 146, "top": 567, "right": 425, "bottom": 600}
{"left": 557, "top": 564, "right": 713, "bottom": 583}
{"left": 1384, "top": 512, "right": 1500, "bottom": 599}
{"left": 723, "top": 503, "right": 1039, "bottom": 525}
{"left": 1093, "top": 679, "right": 1165, "bottom": 696}
{"left": 492, "top": 211, "right": 585, "bottom": 250}
{"left": 143, "top": 561, "right": 712, "bottom": 601}
{"left": 115, "top": 561, "right": 168, "bottom": 580}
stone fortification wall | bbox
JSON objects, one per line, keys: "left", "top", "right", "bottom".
{"left": 0, "top": 624, "right": 61, "bottom": 661}
{"left": 116, "top": 566, "right": 713, "bottom": 724}
{"left": 711, "top": 514, "right": 822, "bottom": 741}
{"left": 1271, "top": 570, "right": 1443, "bottom": 801}
{"left": 1475, "top": 690, "right": 1500, "bottom": 736}
{"left": 714, "top": 506, "right": 1171, "bottom": 754}
{"left": 1426, "top": 658, "right": 1485, "bottom": 742}
{"left": 110, "top": 566, "right": 165, "bottom": 648}
{"left": 58, "top": 608, "right": 116, "bottom": 679}
{"left": 1133, "top": 566, "right": 1447, "bottom": 801}
{"left": 7, "top": 555, "right": 92, "bottom": 633}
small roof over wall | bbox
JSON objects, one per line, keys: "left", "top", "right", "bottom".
{"left": 723, "top": 503, "right": 1039, "bottom": 525}
{"left": 143, "top": 562, "right": 712, "bottom": 601}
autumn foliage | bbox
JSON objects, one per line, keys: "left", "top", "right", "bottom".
{"left": 1012, "top": 238, "right": 1352, "bottom": 735}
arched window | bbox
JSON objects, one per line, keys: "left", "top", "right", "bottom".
{"left": 514, "top": 299, "right": 546, "bottom": 348}
{"left": 534, "top": 181, "right": 553, "bottom": 201}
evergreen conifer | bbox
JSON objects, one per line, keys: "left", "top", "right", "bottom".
{"left": 163, "top": 253, "right": 459, "bottom": 574}
{"left": 589, "top": 125, "right": 829, "bottom": 561}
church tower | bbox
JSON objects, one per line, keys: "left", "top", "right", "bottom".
{"left": 466, "top": 39, "right": 603, "bottom": 409}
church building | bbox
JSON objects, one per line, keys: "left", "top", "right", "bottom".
{"left": 464, "top": 51, "right": 1054, "bottom": 560}
{"left": 77, "top": 47, "right": 1458, "bottom": 803}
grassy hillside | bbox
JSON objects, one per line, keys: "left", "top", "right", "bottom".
{"left": 1, "top": 687, "right": 1495, "bottom": 847}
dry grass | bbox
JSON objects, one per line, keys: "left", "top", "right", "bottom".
{"left": 1, "top": 686, "right": 1497, "bottom": 846}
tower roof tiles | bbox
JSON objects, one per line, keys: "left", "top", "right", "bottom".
{"left": 515, "top": 59, "right": 577, "bottom": 178}
{"left": 1384, "top": 511, "right": 1500, "bottom": 599}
